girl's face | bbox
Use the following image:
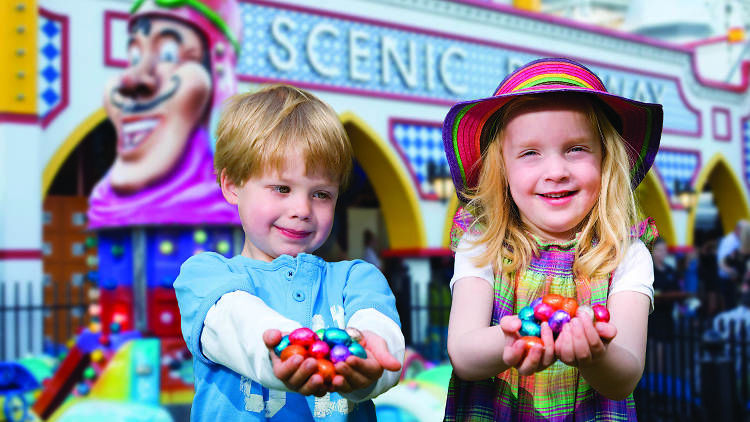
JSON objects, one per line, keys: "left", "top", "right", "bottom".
{"left": 501, "top": 102, "right": 602, "bottom": 242}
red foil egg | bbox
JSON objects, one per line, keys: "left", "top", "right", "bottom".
{"left": 592, "top": 305, "right": 610, "bottom": 323}
{"left": 533, "top": 302, "right": 556, "bottom": 322}
{"left": 280, "top": 344, "right": 308, "bottom": 361}
{"left": 316, "top": 359, "right": 336, "bottom": 383}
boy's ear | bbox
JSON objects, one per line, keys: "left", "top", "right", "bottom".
{"left": 220, "top": 169, "right": 240, "bottom": 205}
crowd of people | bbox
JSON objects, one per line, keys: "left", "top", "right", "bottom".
{"left": 651, "top": 220, "right": 750, "bottom": 335}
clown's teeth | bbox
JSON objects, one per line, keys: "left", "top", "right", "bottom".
{"left": 121, "top": 118, "right": 159, "bottom": 151}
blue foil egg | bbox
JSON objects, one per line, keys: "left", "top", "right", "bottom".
{"left": 518, "top": 306, "right": 536, "bottom": 322}
{"left": 323, "top": 328, "right": 352, "bottom": 346}
{"left": 348, "top": 342, "right": 367, "bottom": 359}
{"left": 520, "top": 320, "right": 542, "bottom": 337}
{"left": 274, "top": 335, "right": 291, "bottom": 357}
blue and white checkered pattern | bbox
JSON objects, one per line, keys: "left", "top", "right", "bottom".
{"left": 391, "top": 121, "right": 448, "bottom": 197}
{"left": 744, "top": 119, "right": 750, "bottom": 188}
{"left": 38, "top": 15, "right": 63, "bottom": 117}
{"left": 654, "top": 149, "right": 699, "bottom": 204}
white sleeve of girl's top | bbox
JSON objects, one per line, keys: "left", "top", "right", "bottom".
{"left": 339, "top": 308, "right": 406, "bottom": 402}
{"left": 201, "top": 290, "right": 302, "bottom": 391}
{"left": 450, "top": 232, "right": 495, "bottom": 293}
{"left": 608, "top": 239, "right": 655, "bottom": 312}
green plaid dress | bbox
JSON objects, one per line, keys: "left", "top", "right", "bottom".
{"left": 445, "top": 209, "right": 657, "bottom": 421}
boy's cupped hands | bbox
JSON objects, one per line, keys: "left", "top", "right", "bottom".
{"left": 263, "top": 328, "right": 401, "bottom": 397}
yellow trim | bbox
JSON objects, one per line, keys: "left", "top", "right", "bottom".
{"left": 42, "top": 108, "right": 107, "bottom": 196}
{"left": 0, "top": 0, "right": 37, "bottom": 114}
{"left": 636, "top": 171, "right": 676, "bottom": 246}
{"left": 691, "top": 153, "right": 750, "bottom": 243}
{"left": 442, "top": 194, "right": 460, "bottom": 247}
{"left": 340, "top": 112, "right": 426, "bottom": 249}
{"left": 160, "top": 390, "right": 195, "bottom": 404}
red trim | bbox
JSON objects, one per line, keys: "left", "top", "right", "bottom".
{"left": 381, "top": 247, "right": 453, "bottom": 258}
{"left": 668, "top": 245, "right": 695, "bottom": 254}
{"left": 0, "top": 113, "right": 39, "bottom": 124}
{"left": 711, "top": 107, "right": 732, "bottom": 142}
{"left": 0, "top": 250, "right": 43, "bottom": 260}
{"left": 39, "top": 8, "right": 70, "bottom": 129}
{"left": 104, "top": 10, "right": 130, "bottom": 68}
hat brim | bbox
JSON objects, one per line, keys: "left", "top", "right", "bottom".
{"left": 443, "top": 86, "right": 663, "bottom": 202}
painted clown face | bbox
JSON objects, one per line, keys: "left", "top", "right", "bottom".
{"left": 103, "top": 16, "right": 211, "bottom": 193}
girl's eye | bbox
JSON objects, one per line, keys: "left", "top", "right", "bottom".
{"left": 520, "top": 150, "right": 538, "bottom": 157}
{"left": 272, "top": 186, "right": 290, "bottom": 194}
{"left": 569, "top": 146, "right": 587, "bottom": 153}
{"left": 158, "top": 39, "right": 179, "bottom": 63}
{"left": 128, "top": 45, "right": 142, "bottom": 66}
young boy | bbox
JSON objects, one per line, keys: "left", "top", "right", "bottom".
{"left": 174, "top": 84, "right": 405, "bottom": 420}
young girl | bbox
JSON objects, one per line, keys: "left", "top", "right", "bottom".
{"left": 442, "top": 58, "right": 662, "bottom": 420}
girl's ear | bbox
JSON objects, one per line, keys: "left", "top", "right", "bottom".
{"left": 220, "top": 169, "right": 240, "bottom": 205}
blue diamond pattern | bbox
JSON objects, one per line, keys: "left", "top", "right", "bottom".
{"left": 42, "top": 65, "right": 59, "bottom": 82}
{"left": 42, "top": 88, "right": 59, "bottom": 106}
{"left": 42, "top": 20, "right": 59, "bottom": 38}
{"left": 42, "top": 43, "right": 59, "bottom": 60}
{"left": 392, "top": 121, "right": 449, "bottom": 197}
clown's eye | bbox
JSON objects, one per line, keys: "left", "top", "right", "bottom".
{"left": 158, "top": 39, "right": 179, "bottom": 63}
{"left": 128, "top": 45, "right": 142, "bottom": 66}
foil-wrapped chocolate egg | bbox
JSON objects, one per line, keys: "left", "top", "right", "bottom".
{"left": 289, "top": 327, "right": 317, "bottom": 347}
{"left": 330, "top": 344, "right": 352, "bottom": 363}
{"left": 518, "top": 306, "right": 535, "bottom": 322}
{"left": 533, "top": 303, "right": 556, "bottom": 322}
{"left": 520, "top": 320, "right": 541, "bottom": 337}
{"left": 592, "top": 304, "right": 610, "bottom": 323}
{"left": 548, "top": 310, "right": 571, "bottom": 334}
{"left": 274, "top": 335, "right": 291, "bottom": 357}
{"left": 576, "top": 305, "right": 595, "bottom": 322}
{"left": 323, "top": 328, "right": 352, "bottom": 346}
{"left": 309, "top": 340, "right": 330, "bottom": 359}
{"left": 348, "top": 342, "right": 367, "bottom": 359}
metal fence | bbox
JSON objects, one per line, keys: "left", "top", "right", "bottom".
{"left": 0, "top": 280, "right": 89, "bottom": 361}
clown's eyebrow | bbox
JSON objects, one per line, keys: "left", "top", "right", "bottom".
{"left": 157, "top": 28, "right": 183, "bottom": 43}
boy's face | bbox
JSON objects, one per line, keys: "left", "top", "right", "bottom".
{"left": 221, "top": 150, "right": 339, "bottom": 262}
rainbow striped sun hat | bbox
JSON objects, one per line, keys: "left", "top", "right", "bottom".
{"left": 443, "top": 57, "right": 663, "bottom": 202}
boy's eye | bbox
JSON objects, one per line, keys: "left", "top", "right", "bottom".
{"left": 313, "top": 191, "right": 331, "bottom": 200}
{"left": 272, "top": 185, "right": 290, "bottom": 193}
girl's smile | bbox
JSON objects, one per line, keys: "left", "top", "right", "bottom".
{"left": 502, "top": 102, "right": 602, "bottom": 242}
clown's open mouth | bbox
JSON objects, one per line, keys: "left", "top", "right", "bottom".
{"left": 120, "top": 117, "right": 160, "bottom": 152}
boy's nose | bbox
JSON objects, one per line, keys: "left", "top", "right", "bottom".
{"left": 290, "top": 196, "right": 312, "bottom": 220}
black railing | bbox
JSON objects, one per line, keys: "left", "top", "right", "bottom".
{"left": 0, "top": 280, "right": 89, "bottom": 361}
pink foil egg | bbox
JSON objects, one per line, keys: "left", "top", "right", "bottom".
{"left": 533, "top": 302, "right": 556, "bottom": 322}
{"left": 309, "top": 340, "right": 330, "bottom": 359}
{"left": 289, "top": 327, "right": 317, "bottom": 347}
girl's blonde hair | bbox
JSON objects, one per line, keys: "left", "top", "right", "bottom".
{"left": 464, "top": 92, "right": 637, "bottom": 280}
{"left": 214, "top": 84, "right": 353, "bottom": 187}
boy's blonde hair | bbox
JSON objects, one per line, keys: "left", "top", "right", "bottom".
{"left": 465, "top": 93, "right": 637, "bottom": 280}
{"left": 214, "top": 84, "right": 353, "bottom": 187}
